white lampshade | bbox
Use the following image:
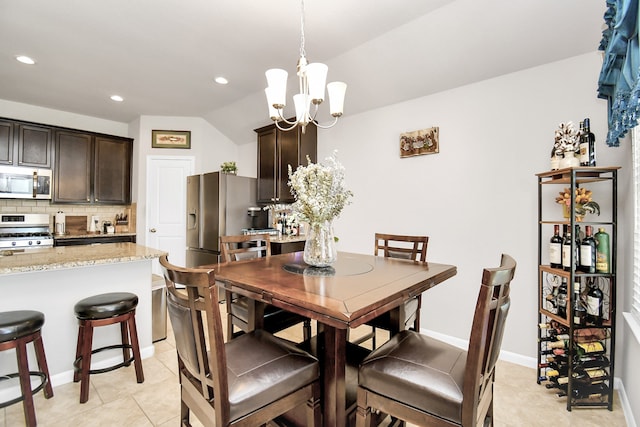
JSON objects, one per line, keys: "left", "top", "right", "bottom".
{"left": 264, "top": 88, "right": 280, "bottom": 120}
{"left": 305, "top": 63, "right": 328, "bottom": 103}
{"left": 265, "top": 68, "right": 288, "bottom": 107}
{"left": 327, "top": 81, "right": 347, "bottom": 116}
{"left": 293, "top": 93, "right": 310, "bottom": 124}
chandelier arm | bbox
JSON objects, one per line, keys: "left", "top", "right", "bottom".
{"left": 276, "top": 110, "right": 298, "bottom": 125}
{"left": 313, "top": 116, "right": 340, "bottom": 129}
{"left": 274, "top": 120, "right": 300, "bottom": 132}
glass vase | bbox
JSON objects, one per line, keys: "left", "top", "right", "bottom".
{"left": 304, "top": 221, "right": 337, "bottom": 267}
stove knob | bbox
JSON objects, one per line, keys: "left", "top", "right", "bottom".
{"left": 11, "top": 242, "right": 16, "bottom": 247}
{"left": 28, "top": 240, "right": 33, "bottom": 246}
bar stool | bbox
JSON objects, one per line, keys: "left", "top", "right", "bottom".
{"left": 73, "top": 292, "right": 144, "bottom": 403}
{"left": 0, "top": 310, "right": 54, "bottom": 426}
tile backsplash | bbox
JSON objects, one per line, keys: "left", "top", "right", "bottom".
{"left": 0, "top": 200, "right": 136, "bottom": 233}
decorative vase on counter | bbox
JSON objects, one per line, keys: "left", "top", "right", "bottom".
{"left": 559, "top": 151, "right": 580, "bottom": 169}
{"left": 304, "top": 220, "right": 337, "bottom": 267}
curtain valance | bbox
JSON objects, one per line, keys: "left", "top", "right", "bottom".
{"left": 597, "top": 0, "right": 639, "bottom": 146}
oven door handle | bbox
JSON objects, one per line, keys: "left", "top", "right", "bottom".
{"left": 32, "top": 171, "right": 37, "bottom": 198}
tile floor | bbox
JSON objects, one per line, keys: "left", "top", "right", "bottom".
{"left": 0, "top": 309, "right": 629, "bottom": 426}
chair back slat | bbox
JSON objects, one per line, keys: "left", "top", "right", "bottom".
{"left": 462, "top": 254, "right": 516, "bottom": 426}
{"left": 374, "top": 233, "right": 428, "bottom": 262}
{"left": 220, "top": 234, "right": 271, "bottom": 262}
{"left": 160, "top": 255, "right": 232, "bottom": 425}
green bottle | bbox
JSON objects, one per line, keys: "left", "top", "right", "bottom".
{"left": 595, "top": 228, "right": 610, "bottom": 273}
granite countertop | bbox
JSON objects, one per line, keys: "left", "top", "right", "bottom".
{"left": 53, "top": 232, "right": 137, "bottom": 240}
{"left": 0, "top": 242, "right": 166, "bottom": 275}
{"left": 270, "top": 235, "right": 306, "bottom": 244}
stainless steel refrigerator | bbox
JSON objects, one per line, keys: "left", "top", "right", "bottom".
{"left": 186, "top": 172, "right": 256, "bottom": 267}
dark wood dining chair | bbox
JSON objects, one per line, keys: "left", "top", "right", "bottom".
{"left": 353, "top": 233, "right": 428, "bottom": 348}
{"left": 220, "top": 234, "right": 312, "bottom": 342}
{"left": 355, "top": 254, "right": 516, "bottom": 427}
{"left": 159, "top": 255, "right": 321, "bottom": 427}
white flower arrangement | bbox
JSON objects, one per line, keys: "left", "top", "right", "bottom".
{"left": 288, "top": 151, "right": 353, "bottom": 225}
{"left": 553, "top": 122, "right": 580, "bottom": 156}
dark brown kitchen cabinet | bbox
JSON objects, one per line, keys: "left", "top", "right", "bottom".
{"left": 94, "top": 136, "right": 132, "bottom": 204}
{"left": 255, "top": 122, "right": 317, "bottom": 204}
{"left": 54, "top": 131, "right": 132, "bottom": 204}
{"left": 0, "top": 118, "right": 53, "bottom": 167}
{"left": 54, "top": 130, "right": 92, "bottom": 203}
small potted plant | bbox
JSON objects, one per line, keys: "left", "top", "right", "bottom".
{"left": 553, "top": 122, "right": 580, "bottom": 168}
{"left": 220, "top": 161, "right": 237, "bottom": 175}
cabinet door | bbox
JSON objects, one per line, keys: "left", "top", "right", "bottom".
{"left": 53, "top": 131, "right": 92, "bottom": 203}
{"left": 16, "top": 123, "right": 53, "bottom": 168}
{"left": 94, "top": 136, "right": 132, "bottom": 204}
{"left": 257, "top": 127, "right": 277, "bottom": 203}
{"left": 0, "top": 119, "right": 13, "bottom": 165}
{"left": 278, "top": 129, "right": 299, "bottom": 203}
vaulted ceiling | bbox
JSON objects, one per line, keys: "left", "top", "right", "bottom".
{"left": 0, "top": 0, "right": 605, "bottom": 143}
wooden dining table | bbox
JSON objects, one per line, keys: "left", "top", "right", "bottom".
{"left": 211, "top": 251, "right": 457, "bottom": 427}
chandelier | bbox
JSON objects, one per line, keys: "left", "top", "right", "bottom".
{"left": 264, "top": 0, "right": 347, "bottom": 132}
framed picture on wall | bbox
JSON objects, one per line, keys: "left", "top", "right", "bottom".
{"left": 151, "top": 130, "right": 191, "bottom": 149}
{"left": 399, "top": 127, "right": 439, "bottom": 158}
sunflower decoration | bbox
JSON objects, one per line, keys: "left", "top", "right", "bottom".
{"left": 555, "top": 187, "right": 600, "bottom": 219}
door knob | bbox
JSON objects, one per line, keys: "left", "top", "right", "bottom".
{"left": 149, "top": 228, "right": 157, "bottom": 233}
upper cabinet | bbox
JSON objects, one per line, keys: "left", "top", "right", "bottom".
{"left": 54, "top": 130, "right": 132, "bottom": 204}
{"left": 94, "top": 136, "right": 132, "bottom": 204}
{"left": 0, "top": 118, "right": 53, "bottom": 168}
{"left": 255, "top": 122, "right": 317, "bottom": 204}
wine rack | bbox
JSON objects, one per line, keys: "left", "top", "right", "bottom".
{"left": 536, "top": 167, "right": 619, "bottom": 411}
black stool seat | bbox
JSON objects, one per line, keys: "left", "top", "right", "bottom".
{"left": 0, "top": 311, "right": 44, "bottom": 341}
{"left": 74, "top": 292, "right": 138, "bottom": 320}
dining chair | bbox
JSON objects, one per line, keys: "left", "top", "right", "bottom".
{"left": 352, "top": 233, "right": 428, "bottom": 349}
{"left": 220, "top": 234, "right": 312, "bottom": 342}
{"left": 355, "top": 254, "right": 516, "bottom": 427}
{"left": 159, "top": 255, "right": 321, "bottom": 427}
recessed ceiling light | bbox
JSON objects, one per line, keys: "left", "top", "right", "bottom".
{"left": 110, "top": 95, "right": 124, "bottom": 102}
{"left": 16, "top": 55, "right": 35, "bottom": 65}
{"left": 214, "top": 77, "right": 229, "bottom": 85}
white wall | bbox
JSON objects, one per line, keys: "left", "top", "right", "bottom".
{"left": 131, "top": 115, "right": 240, "bottom": 245}
{"left": 317, "top": 52, "right": 631, "bottom": 366}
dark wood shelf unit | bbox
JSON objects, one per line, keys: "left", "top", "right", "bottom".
{"left": 536, "top": 166, "right": 618, "bottom": 411}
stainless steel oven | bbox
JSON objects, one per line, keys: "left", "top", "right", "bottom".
{"left": 0, "top": 213, "right": 53, "bottom": 250}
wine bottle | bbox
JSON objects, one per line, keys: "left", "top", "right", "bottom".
{"left": 595, "top": 228, "right": 610, "bottom": 273}
{"left": 579, "top": 225, "right": 597, "bottom": 273}
{"left": 575, "top": 341, "right": 606, "bottom": 356}
{"left": 550, "top": 224, "right": 563, "bottom": 268}
{"left": 583, "top": 118, "right": 596, "bottom": 167}
{"left": 562, "top": 226, "right": 573, "bottom": 271}
{"left": 585, "top": 278, "right": 604, "bottom": 326}
{"left": 575, "top": 354, "right": 610, "bottom": 370}
{"left": 557, "top": 278, "right": 568, "bottom": 318}
{"left": 572, "top": 382, "right": 609, "bottom": 399}
{"left": 573, "top": 280, "right": 587, "bottom": 326}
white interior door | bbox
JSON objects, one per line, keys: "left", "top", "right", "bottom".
{"left": 146, "top": 156, "right": 194, "bottom": 274}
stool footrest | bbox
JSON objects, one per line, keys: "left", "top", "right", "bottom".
{"left": 0, "top": 371, "right": 49, "bottom": 409}
{"left": 73, "top": 344, "right": 134, "bottom": 376}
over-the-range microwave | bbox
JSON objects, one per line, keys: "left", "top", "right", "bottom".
{"left": 0, "top": 166, "right": 52, "bottom": 199}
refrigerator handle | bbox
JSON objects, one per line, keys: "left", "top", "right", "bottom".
{"left": 187, "top": 210, "right": 197, "bottom": 230}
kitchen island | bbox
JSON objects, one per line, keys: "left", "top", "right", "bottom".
{"left": 0, "top": 243, "right": 166, "bottom": 387}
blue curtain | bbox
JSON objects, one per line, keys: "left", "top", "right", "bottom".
{"left": 597, "top": 0, "right": 639, "bottom": 147}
